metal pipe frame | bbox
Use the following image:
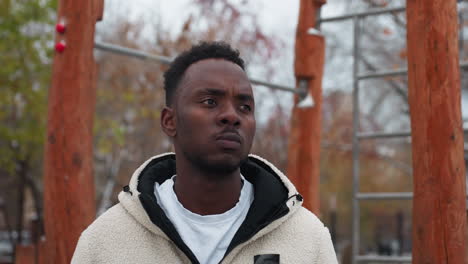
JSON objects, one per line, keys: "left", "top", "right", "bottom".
{"left": 356, "top": 192, "right": 413, "bottom": 200}
{"left": 248, "top": 78, "right": 300, "bottom": 94}
{"left": 358, "top": 68, "right": 408, "bottom": 80}
{"left": 318, "top": 6, "right": 406, "bottom": 23}
{"left": 357, "top": 131, "right": 411, "bottom": 139}
{"left": 356, "top": 255, "right": 412, "bottom": 263}
{"left": 94, "top": 41, "right": 300, "bottom": 94}
{"left": 460, "top": 9, "right": 466, "bottom": 61}
{"left": 461, "top": 60, "right": 468, "bottom": 69}
{"left": 357, "top": 192, "right": 468, "bottom": 200}
{"left": 95, "top": 41, "right": 172, "bottom": 65}
{"left": 328, "top": 4, "right": 468, "bottom": 264}
{"left": 358, "top": 128, "right": 468, "bottom": 140}
{"left": 351, "top": 16, "right": 362, "bottom": 264}
{"left": 358, "top": 60, "right": 468, "bottom": 80}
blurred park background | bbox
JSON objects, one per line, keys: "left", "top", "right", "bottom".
{"left": 1, "top": 0, "right": 468, "bottom": 263}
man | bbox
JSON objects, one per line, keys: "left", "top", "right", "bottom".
{"left": 72, "top": 42, "right": 337, "bottom": 264}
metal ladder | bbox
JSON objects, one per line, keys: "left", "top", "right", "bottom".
{"left": 318, "top": 5, "right": 468, "bottom": 264}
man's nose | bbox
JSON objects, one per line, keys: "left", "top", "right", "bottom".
{"left": 218, "top": 103, "right": 240, "bottom": 127}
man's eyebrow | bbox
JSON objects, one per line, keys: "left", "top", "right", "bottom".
{"left": 236, "top": 93, "right": 254, "bottom": 102}
{"left": 197, "top": 88, "right": 254, "bottom": 102}
{"left": 197, "top": 88, "right": 226, "bottom": 96}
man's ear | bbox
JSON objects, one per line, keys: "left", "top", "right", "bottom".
{"left": 161, "top": 107, "right": 176, "bottom": 137}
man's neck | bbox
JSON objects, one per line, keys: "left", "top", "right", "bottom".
{"left": 173, "top": 159, "right": 243, "bottom": 216}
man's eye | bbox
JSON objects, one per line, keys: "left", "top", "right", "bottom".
{"left": 240, "top": 104, "right": 252, "bottom": 112}
{"left": 202, "top": 99, "right": 216, "bottom": 106}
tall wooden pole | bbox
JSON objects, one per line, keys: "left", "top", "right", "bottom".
{"left": 407, "top": 1, "right": 467, "bottom": 263}
{"left": 43, "top": 0, "right": 103, "bottom": 262}
{"left": 287, "top": 0, "right": 326, "bottom": 214}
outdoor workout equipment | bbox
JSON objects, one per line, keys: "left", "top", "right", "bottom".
{"left": 35, "top": 0, "right": 468, "bottom": 263}
{"left": 318, "top": 3, "right": 468, "bottom": 264}
{"left": 93, "top": 41, "right": 314, "bottom": 107}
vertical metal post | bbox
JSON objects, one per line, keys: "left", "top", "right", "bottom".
{"left": 351, "top": 16, "right": 362, "bottom": 264}
{"left": 459, "top": 9, "right": 464, "bottom": 60}
{"left": 316, "top": 6, "right": 322, "bottom": 31}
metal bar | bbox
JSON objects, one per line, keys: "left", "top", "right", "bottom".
{"left": 358, "top": 131, "right": 411, "bottom": 139}
{"left": 318, "top": 6, "right": 405, "bottom": 23}
{"left": 357, "top": 192, "right": 413, "bottom": 200}
{"left": 94, "top": 41, "right": 299, "bottom": 94}
{"left": 359, "top": 128, "right": 468, "bottom": 140}
{"left": 358, "top": 60, "right": 468, "bottom": 80}
{"left": 316, "top": 6, "right": 323, "bottom": 30}
{"left": 357, "top": 193, "right": 468, "bottom": 200}
{"left": 356, "top": 255, "right": 412, "bottom": 263}
{"left": 459, "top": 10, "right": 465, "bottom": 60}
{"left": 358, "top": 68, "right": 408, "bottom": 80}
{"left": 249, "top": 78, "right": 300, "bottom": 94}
{"left": 95, "top": 41, "right": 172, "bottom": 65}
{"left": 351, "top": 16, "right": 362, "bottom": 264}
{"left": 461, "top": 60, "right": 468, "bottom": 69}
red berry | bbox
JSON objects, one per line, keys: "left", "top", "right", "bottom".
{"left": 56, "top": 23, "right": 66, "bottom": 33}
{"left": 55, "top": 42, "right": 66, "bottom": 53}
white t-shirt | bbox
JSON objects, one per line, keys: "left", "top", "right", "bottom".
{"left": 154, "top": 175, "right": 254, "bottom": 264}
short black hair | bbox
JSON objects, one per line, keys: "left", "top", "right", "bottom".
{"left": 163, "top": 41, "right": 245, "bottom": 106}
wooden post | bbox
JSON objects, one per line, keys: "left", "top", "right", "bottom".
{"left": 15, "top": 245, "right": 34, "bottom": 264}
{"left": 43, "top": 0, "right": 103, "bottom": 262}
{"left": 14, "top": 240, "right": 47, "bottom": 264}
{"left": 287, "top": 0, "right": 326, "bottom": 214}
{"left": 407, "top": 1, "right": 467, "bottom": 263}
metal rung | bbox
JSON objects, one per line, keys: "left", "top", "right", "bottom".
{"left": 358, "top": 68, "right": 407, "bottom": 80}
{"left": 357, "top": 192, "right": 413, "bottom": 200}
{"left": 248, "top": 77, "right": 299, "bottom": 94}
{"left": 359, "top": 128, "right": 468, "bottom": 139}
{"left": 94, "top": 41, "right": 298, "bottom": 94}
{"left": 357, "top": 193, "right": 468, "bottom": 200}
{"left": 358, "top": 131, "right": 411, "bottom": 139}
{"left": 318, "top": 6, "right": 406, "bottom": 23}
{"left": 95, "top": 41, "right": 173, "bottom": 65}
{"left": 358, "top": 60, "right": 468, "bottom": 80}
{"left": 462, "top": 61, "right": 468, "bottom": 68}
{"left": 356, "top": 255, "right": 411, "bottom": 263}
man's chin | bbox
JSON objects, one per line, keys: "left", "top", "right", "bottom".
{"left": 192, "top": 154, "right": 248, "bottom": 175}
{"left": 203, "top": 158, "right": 243, "bottom": 174}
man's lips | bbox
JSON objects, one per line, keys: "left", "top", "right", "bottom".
{"left": 216, "top": 132, "right": 241, "bottom": 143}
{"left": 215, "top": 132, "right": 242, "bottom": 149}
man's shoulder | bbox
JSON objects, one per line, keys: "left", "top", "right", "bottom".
{"left": 79, "top": 203, "right": 137, "bottom": 242}
{"left": 299, "top": 207, "right": 326, "bottom": 224}
{"left": 288, "top": 207, "right": 327, "bottom": 229}
{"left": 72, "top": 203, "right": 183, "bottom": 263}
{"left": 271, "top": 206, "right": 332, "bottom": 244}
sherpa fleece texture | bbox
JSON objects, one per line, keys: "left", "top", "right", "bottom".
{"left": 72, "top": 153, "right": 338, "bottom": 264}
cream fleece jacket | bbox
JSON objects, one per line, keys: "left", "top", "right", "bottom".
{"left": 72, "top": 153, "right": 338, "bottom": 264}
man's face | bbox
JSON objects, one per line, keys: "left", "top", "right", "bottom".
{"left": 170, "top": 58, "right": 256, "bottom": 174}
